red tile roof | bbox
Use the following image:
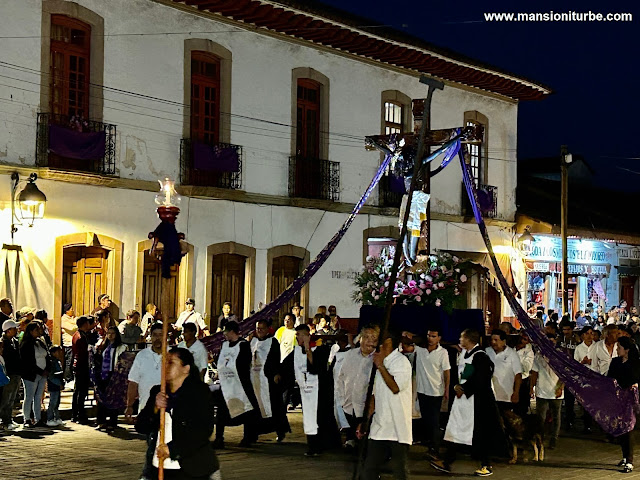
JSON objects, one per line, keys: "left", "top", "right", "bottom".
{"left": 172, "top": 0, "right": 551, "bottom": 100}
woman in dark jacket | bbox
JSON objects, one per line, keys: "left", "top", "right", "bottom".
{"left": 608, "top": 336, "right": 640, "bottom": 474}
{"left": 136, "top": 347, "right": 220, "bottom": 480}
{"left": 20, "top": 322, "right": 51, "bottom": 427}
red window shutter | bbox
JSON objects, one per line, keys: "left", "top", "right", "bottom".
{"left": 296, "top": 79, "right": 320, "bottom": 158}
{"left": 191, "top": 51, "right": 221, "bottom": 143}
{"left": 50, "top": 15, "right": 91, "bottom": 118}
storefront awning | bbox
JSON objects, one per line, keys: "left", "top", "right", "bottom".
{"left": 617, "top": 266, "right": 640, "bottom": 277}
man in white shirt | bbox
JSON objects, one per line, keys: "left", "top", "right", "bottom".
{"left": 60, "top": 303, "right": 76, "bottom": 382}
{"left": 573, "top": 325, "right": 597, "bottom": 433}
{"left": 414, "top": 328, "right": 450, "bottom": 457}
{"left": 175, "top": 298, "right": 208, "bottom": 336}
{"left": 177, "top": 323, "right": 209, "bottom": 379}
{"left": 292, "top": 303, "right": 304, "bottom": 328}
{"left": 126, "top": 323, "right": 165, "bottom": 480}
{"left": 361, "top": 331, "right": 412, "bottom": 480}
{"left": 515, "top": 332, "right": 534, "bottom": 417}
{"left": 485, "top": 329, "right": 522, "bottom": 413}
{"left": 336, "top": 325, "right": 379, "bottom": 448}
{"left": 593, "top": 324, "right": 619, "bottom": 375}
{"left": 530, "top": 333, "right": 564, "bottom": 449}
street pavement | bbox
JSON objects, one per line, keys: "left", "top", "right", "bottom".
{"left": 2, "top": 410, "right": 639, "bottom": 479}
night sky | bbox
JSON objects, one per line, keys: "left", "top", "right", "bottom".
{"left": 318, "top": 0, "right": 640, "bottom": 191}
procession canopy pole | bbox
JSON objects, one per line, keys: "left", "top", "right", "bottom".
{"left": 158, "top": 280, "right": 171, "bottom": 480}
{"left": 353, "top": 81, "right": 437, "bottom": 480}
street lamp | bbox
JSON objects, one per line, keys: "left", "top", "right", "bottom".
{"left": 517, "top": 227, "right": 535, "bottom": 255}
{"left": 5, "top": 172, "right": 47, "bottom": 248}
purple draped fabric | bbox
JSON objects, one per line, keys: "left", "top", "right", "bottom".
{"left": 388, "top": 174, "right": 406, "bottom": 194}
{"left": 49, "top": 124, "right": 106, "bottom": 160}
{"left": 193, "top": 142, "right": 239, "bottom": 172}
{"left": 201, "top": 137, "right": 463, "bottom": 358}
{"left": 459, "top": 151, "right": 637, "bottom": 437}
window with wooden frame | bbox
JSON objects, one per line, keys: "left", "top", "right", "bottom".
{"left": 384, "top": 101, "right": 403, "bottom": 135}
{"left": 466, "top": 119, "right": 484, "bottom": 186}
{"left": 190, "top": 51, "right": 221, "bottom": 143}
{"left": 50, "top": 15, "right": 91, "bottom": 118}
{"left": 296, "top": 79, "right": 321, "bottom": 158}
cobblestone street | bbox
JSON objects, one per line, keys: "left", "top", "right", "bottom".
{"left": 2, "top": 411, "right": 639, "bottom": 480}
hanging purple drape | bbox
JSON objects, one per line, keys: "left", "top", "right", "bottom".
{"left": 202, "top": 137, "right": 462, "bottom": 358}
{"left": 193, "top": 142, "right": 240, "bottom": 172}
{"left": 49, "top": 124, "right": 106, "bottom": 160}
{"left": 459, "top": 151, "right": 636, "bottom": 437}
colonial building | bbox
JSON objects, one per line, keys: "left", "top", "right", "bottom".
{"left": 0, "top": 0, "right": 549, "bottom": 342}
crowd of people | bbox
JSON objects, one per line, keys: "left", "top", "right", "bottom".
{"left": 2, "top": 293, "right": 640, "bottom": 479}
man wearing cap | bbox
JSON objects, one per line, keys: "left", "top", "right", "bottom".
{"left": 214, "top": 320, "right": 259, "bottom": 448}
{"left": 1, "top": 319, "right": 21, "bottom": 430}
{"left": 91, "top": 294, "right": 112, "bottom": 315}
{"left": 175, "top": 298, "right": 208, "bottom": 337}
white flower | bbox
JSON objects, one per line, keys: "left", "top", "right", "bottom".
{"left": 460, "top": 274, "right": 467, "bottom": 282}
{"left": 384, "top": 281, "right": 389, "bottom": 287}
{"left": 435, "top": 299, "right": 442, "bottom": 307}
{"left": 455, "top": 268, "right": 460, "bottom": 273}
{"left": 438, "top": 282, "right": 445, "bottom": 288}
{"left": 379, "top": 274, "right": 385, "bottom": 279}
{"left": 452, "top": 256, "right": 459, "bottom": 262}
{"left": 366, "top": 255, "right": 373, "bottom": 262}
{"left": 425, "top": 289, "right": 431, "bottom": 295}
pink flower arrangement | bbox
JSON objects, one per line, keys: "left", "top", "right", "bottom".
{"left": 352, "top": 250, "right": 468, "bottom": 312}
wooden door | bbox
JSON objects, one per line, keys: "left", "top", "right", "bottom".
{"left": 62, "top": 246, "right": 107, "bottom": 316}
{"left": 621, "top": 277, "right": 636, "bottom": 311}
{"left": 211, "top": 254, "right": 246, "bottom": 323}
{"left": 271, "top": 256, "right": 301, "bottom": 326}
{"left": 142, "top": 250, "right": 179, "bottom": 323}
{"left": 486, "top": 283, "right": 502, "bottom": 333}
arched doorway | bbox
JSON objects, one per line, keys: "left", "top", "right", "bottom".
{"left": 54, "top": 232, "right": 124, "bottom": 344}
{"left": 205, "top": 242, "right": 256, "bottom": 326}
{"left": 266, "top": 245, "right": 310, "bottom": 327}
{"left": 135, "top": 239, "right": 194, "bottom": 324}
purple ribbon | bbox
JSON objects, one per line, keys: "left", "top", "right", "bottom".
{"left": 460, "top": 151, "right": 636, "bottom": 437}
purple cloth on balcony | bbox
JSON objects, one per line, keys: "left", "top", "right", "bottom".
{"left": 193, "top": 142, "right": 239, "bottom": 172}
{"left": 49, "top": 124, "right": 106, "bottom": 160}
{"left": 388, "top": 174, "right": 406, "bottom": 194}
{"left": 476, "top": 187, "right": 494, "bottom": 213}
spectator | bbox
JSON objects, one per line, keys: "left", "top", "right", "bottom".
{"left": 119, "top": 309, "right": 143, "bottom": 350}
{"left": 593, "top": 324, "right": 619, "bottom": 375}
{"left": 46, "top": 345, "right": 65, "bottom": 427}
{"left": 95, "top": 326, "right": 127, "bottom": 431}
{"left": 20, "top": 322, "right": 50, "bottom": 427}
{"left": 291, "top": 303, "right": 304, "bottom": 328}
{"left": 95, "top": 309, "right": 116, "bottom": 341}
{"left": 328, "top": 305, "right": 341, "bottom": 332}
{"left": 61, "top": 303, "right": 76, "bottom": 382}
{"left": 176, "top": 298, "right": 208, "bottom": 337}
{"left": 215, "top": 301, "right": 237, "bottom": 333}
{"left": 1, "top": 320, "right": 21, "bottom": 430}
{"left": 140, "top": 303, "right": 157, "bottom": 340}
{"left": 72, "top": 315, "right": 96, "bottom": 424}
{"left": 0, "top": 298, "right": 13, "bottom": 323}
{"left": 92, "top": 294, "right": 112, "bottom": 316}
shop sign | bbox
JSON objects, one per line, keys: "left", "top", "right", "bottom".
{"left": 533, "top": 262, "right": 550, "bottom": 272}
{"left": 567, "top": 264, "right": 608, "bottom": 275}
{"left": 618, "top": 247, "right": 640, "bottom": 260}
{"left": 527, "top": 237, "right": 613, "bottom": 264}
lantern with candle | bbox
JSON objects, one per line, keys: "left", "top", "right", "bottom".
{"left": 149, "top": 177, "right": 186, "bottom": 278}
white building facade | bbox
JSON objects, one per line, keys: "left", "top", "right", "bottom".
{"left": 0, "top": 0, "right": 549, "bottom": 341}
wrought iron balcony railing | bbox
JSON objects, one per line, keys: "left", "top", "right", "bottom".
{"left": 36, "top": 112, "right": 117, "bottom": 175}
{"left": 378, "top": 173, "right": 404, "bottom": 208}
{"left": 461, "top": 182, "right": 498, "bottom": 218}
{"left": 288, "top": 155, "right": 340, "bottom": 201}
{"left": 180, "top": 138, "right": 242, "bottom": 189}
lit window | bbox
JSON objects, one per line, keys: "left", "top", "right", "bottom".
{"left": 466, "top": 120, "right": 483, "bottom": 186}
{"left": 384, "top": 102, "right": 403, "bottom": 135}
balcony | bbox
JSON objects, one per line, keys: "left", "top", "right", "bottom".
{"left": 36, "top": 113, "right": 117, "bottom": 175}
{"left": 288, "top": 156, "right": 340, "bottom": 202}
{"left": 180, "top": 139, "right": 242, "bottom": 189}
{"left": 461, "top": 183, "right": 498, "bottom": 218}
{"left": 378, "top": 173, "right": 404, "bottom": 208}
